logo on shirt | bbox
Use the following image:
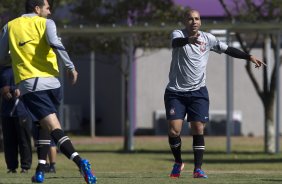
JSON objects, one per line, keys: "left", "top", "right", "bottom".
{"left": 18, "top": 39, "right": 33, "bottom": 47}
{"left": 199, "top": 42, "right": 207, "bottom": 52}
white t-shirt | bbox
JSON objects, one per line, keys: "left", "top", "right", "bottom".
{"left": 166, "top": 29, "right": 228, "bottom": 92}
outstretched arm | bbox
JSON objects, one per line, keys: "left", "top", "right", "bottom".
{"left": 224, "top": 46, "right": 266, "bottom": 68}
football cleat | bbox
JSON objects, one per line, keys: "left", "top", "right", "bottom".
{"left": 80, "top": 159, "right": 97, "bottom": 184}
{"left": 31, "top": 171, "right": 44, "bottom": 183}
{"left": 7, "top": 169, "right": 17, "bottom": 173}
{"left": 193, "top": 168, "right": 208, "bottom": 178}
{"left": 48, "top": 164, "right": 56, "bottom": 173}
{"left": 170, "top": 162, "right": 184, "bottom": 178}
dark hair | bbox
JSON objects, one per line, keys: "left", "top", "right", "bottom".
{"left": 25, "top": 0, "right": 45, "bottom": 13}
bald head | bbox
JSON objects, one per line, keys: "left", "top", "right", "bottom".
{"left": 184, "top": 9, "right": 200, "bottom": 19}
{"left": 183, "top": 9, "right": 201, "bottom": 35}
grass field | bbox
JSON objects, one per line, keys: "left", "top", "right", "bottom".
{"left": 0, "top": 136, "right": 282, "bottom": 184}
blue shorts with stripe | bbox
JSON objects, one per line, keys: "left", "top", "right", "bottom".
{"left": 164, "top": 86, "right": 210, "bottom": 123}
{"left": 22, "top": 88, "right": 62, "bottom": 122}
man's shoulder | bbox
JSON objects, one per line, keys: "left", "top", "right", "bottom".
{"left": 199, "top": 31, "right": 216, "bottom": 39}
{"left": 199, "top": 30, "right": 211, "bottom": 36}
{"left": 172, "top": 29, "right": 186, "bottom": 33}
{"left": 171, "top": 29, "right": 187, "bottom": 37}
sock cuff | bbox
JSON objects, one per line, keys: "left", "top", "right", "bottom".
{"left": 38, "top": 160, "right": 47, "bottom": 165}
{"left": 70, "top": 152, "right": 79, "bottom": 160}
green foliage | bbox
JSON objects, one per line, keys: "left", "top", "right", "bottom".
{"left": 0, "top": 0, "right": 25, "bottom": 27}
{"left": 63, "top": 0, "right": 188, "bottom": 52}
{"left": 0, "top": 0, "right": 187, "bottom": 50}
{"left": 221, "top": 0, "right": 282, "bottom": 22}
{"left": 70, "top": 0, "right": 186, "bottom": 25}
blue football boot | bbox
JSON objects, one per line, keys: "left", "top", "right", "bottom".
{"left": 31, "top": 171, "right": 44, "bottom": 183}
{"left": 80, "top": 159, "right": 96, "bottom": 184}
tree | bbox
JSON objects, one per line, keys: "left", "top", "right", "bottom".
{"left": 218, "top": 0, "right": 282, "bottom": 153}
{"left": 0, "top": 0, "right": 25, "bottom": 27}
{"left": 67, "top": 0, "right": 187, "bottom": 150}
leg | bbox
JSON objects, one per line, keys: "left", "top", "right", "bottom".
{"left": 2, "top": 117, "right": 18, "bottom": 172}
{"left": 47, "top": 142, "right": 57, "bottom": 173}
{"left": 35, "top": 123, "right": 52, "bottom": 172}
{"left": 48, "top": 146, "right": 57, "bottom": 164}
{"left": 164, "top": 89, "right": 186, "bottom": 178}
{"left": 190, "top": 121, "right": 205, "bottom": 170}
{"left": 168, "top": 119, "right": 185, "bottom": 178}
{"left": 16, "top": 117, "right": 32, "bottom": 172}
{"left": 23, "top": 90, "right": 95, "bottom": 183}
{"left": 40, "top": 113, "right": 96, "bottom": 183}
{"left": 31, "top": 122, "right": 52, "bottom": 183}
{"left": 186, "top": 86, "right": 209, "bottom": 178}
{"left": 40, "top": 113, "right": 81, "bottom": 165}
{"left": 168, "top": 119, "right": 183, "bottom": 164}
{"left": 190, "top": 121, "right": 207, "bottom": 178}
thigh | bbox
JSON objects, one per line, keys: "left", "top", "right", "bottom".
{"left": 164, "top": 90, "right": 186, "bottom": 120}
{"left": 186, "top": 87, "right": 209, "bottom": 123}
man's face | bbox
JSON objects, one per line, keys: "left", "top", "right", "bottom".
{"left": 36, "top": 0, "right": 51, "bottom": 18}
{"left": 184, "top": 10, "right": 201, "bottom": 34}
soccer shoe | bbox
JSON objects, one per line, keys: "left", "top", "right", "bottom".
{"left": 48, "top": 165, "right": 56, "bottom": 173}
{"left": 7, "top": 169, "right": 17, "bottom": 173}
{"left": 21, "top": 169, "right": 28, "bottom": 173}
{"left": 193, "top": 168, "right": 208, "bottom": 178}
{"left": 80, "top": 159, "right": 97, "bottom": 184}
{"left": 31, "top": 171, "right": 44, "bottom": 183}
{"left": 169, "top": 162, "right": 184, "bottom": 178}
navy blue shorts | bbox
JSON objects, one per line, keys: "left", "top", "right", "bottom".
{"left": 164, "top": 86, "right": 209, "bottom": 123}
{"left": 22, "top": 88, "right": 62, "bottom": 122}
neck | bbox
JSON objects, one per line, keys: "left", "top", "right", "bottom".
{"left": 188, "top": 30, "right": 198, "bottom": 36}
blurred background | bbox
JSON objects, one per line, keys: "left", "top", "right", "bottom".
{"left": 0, "top": 0, "right": 281, "bottom": 153}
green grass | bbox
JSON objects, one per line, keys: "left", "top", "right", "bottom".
{"left": 0, "top": 136, "right": 282, "bottom": 184}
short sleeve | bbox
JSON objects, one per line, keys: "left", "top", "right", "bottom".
{"left": 171, "top": 30, "right": 184, "bottom": 40}
{"left": 207, "top": 33, "right": 228, "bottom": 54}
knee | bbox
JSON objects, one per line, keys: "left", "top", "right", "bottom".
{"left": 191, "top": 122, "right": 205, "bottom": 135}
{"left": 168, "top": 128, "right": 181, "bottom": 137}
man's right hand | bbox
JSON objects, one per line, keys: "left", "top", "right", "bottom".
{"left": 188, "top": 33, "right": 201, "bottom": 45}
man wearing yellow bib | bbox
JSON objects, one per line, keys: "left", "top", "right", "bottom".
{"left": 0, "top": 0, "right": 96, "bottom": 183}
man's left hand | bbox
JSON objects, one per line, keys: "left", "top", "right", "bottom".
{"left": 250, "top": 55, "right": 267, "bottom": 68}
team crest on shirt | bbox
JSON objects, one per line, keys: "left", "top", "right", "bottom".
{"left": 169, "top": 108, "right": 176, "bottom": 115}
{"left": 199, "top": 42, "right": 207, "bottom": 52}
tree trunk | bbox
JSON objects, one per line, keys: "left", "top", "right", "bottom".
{"left": 264, "top": 104, "right": 275, "bottom": 153}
